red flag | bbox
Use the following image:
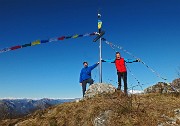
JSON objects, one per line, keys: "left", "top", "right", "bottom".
{"left": 58, "top": 36, "right": 65, "bottom": 40}
{"left": 10, "top": 45, "right": 22, "bottom": 50}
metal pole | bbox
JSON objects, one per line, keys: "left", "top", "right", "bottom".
{"left": 98, "top": 12, "right": 102, "bottom": 83}
{"left": 99, "top": 37, "right": 102, "bottom": 83}
{"left": 93, "top": 13, "right": 104, "bottom": 83}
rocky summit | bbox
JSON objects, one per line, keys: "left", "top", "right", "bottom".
{"left": 84, "top": 83, "right": 116, "bottom": 98}
{"left": 1, "top": 91, "right": 180, "bottom": 126}
{"left": 0, "top": 80, "right": 180, "bottom": 126}
{"left": 144, "top": 78, "right": 180, "bottom": 94}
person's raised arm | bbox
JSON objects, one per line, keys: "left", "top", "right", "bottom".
{"left": 101, "top": 59, "right": 115, "bottom": 63}
{"left": 89, "top": 62, "right": 99, "bottom": 70}
{"left": 125, "top": 59, "right": 140, "bottom": 63}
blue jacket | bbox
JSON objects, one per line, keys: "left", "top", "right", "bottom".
{"left": 79, "top": 63, "right": 98, "bottom": 83}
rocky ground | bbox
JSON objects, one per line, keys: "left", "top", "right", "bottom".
{"left": 0, "top": 83, "right": 179, "bottom": 126}
{"left": 0, "top": 78, "right": 180, "bottom": 126}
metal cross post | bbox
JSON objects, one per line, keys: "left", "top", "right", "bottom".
{"left": 93, "top": 13, "right": 105, "bottom": 83}
{"left": 98, "top": 13, "right": 102, "bottom": 83}
{"left": 99, "top": 37, "right": 102, "bottom": 83}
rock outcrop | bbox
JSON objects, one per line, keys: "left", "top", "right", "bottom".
{"left": 84, "top": 83, "right": 116, "bottom": 98}
{"left": 144, "top": 82, "right": 174, "bottom": 93}
{"left": 172, "top": 78, "right": 180, "bottom": 92}
{"left": 144, "top": 78, "right": 180, "bottom": 94}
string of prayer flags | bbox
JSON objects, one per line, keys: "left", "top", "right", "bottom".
{"left": 0, "top": 32, "right": 96, "bottom": 54}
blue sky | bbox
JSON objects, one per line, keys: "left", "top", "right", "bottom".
{"left": 0, "top": 0, "right": 179, "bottom": 98}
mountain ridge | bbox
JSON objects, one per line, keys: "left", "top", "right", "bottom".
{"left": 1, "top": 91, "right": 180, "bottom": 126}
{"left": 0, "top": 98, "right": 78, "bottom": 120}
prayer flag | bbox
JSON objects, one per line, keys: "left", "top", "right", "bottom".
{"left": 22, "top": 43, "right": 31, "bottom": 48}
{"left": 90, "top": 32, "right": 96, "bottom": 36}
{"left": 49, "top": 38, "right": 58, "bottom": 42}
{"left": 65, "top": 36, "right": 72, "bottom": 39}
{"left": 83, "top": 33, "right": 89, "bottom": 37}
{"left": 31, "top": 40, "right": 41, "bottom": 46}
{"left": 1, "top": 48, "right": 10, "bottom": 52}
{"left": 58, "top": 36, "right": 65, "bottom": 40}
{"left": 41, "top": 40, "right": 49, "bottom": 43}
{"left": 72, "top": 34, "right": 78, "bottom": 38}
{"left": 10, "top": 45, "right": 21, "bottom": 50}
{"left": 98, "top": 20, "right": 102, "bottom": 29}
{"left": 78, "top": 35, "right": 83, "bottom": 37}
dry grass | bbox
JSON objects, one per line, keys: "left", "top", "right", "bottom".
{"left": 1, "top": 92, "right": 180, "bottom": 126}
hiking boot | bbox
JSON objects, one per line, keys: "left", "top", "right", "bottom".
{"left": 117, "top": 85, "right": 121, "bottom": 90}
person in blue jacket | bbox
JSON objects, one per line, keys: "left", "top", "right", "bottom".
{"left": 79, "top": 61, "right": 99, "bottom": 97}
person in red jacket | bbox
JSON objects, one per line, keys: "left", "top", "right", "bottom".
{"left": 102, "top": 52, "right": 140, "bottom": 94}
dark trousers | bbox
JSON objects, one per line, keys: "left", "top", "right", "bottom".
{"left": 117, "top": 72, "right": 127, "bottom": 94}
{"left": 82, "top": 78, "right": 94, "bottom": 97}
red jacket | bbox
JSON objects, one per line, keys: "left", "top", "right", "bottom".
{"left": 115, "top": 58, "right": 127, "bottom": 72}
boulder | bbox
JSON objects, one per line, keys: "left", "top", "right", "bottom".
{"left": 84, "top": 83, "right": 116, "bottom": 98}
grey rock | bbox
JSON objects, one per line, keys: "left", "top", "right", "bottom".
{"left": 84, "top": 83, "right": 116, "bottom": 99}
{"left": 174, "top": 109, "right": 180, "bottom": 120}
{"left": 93, "top": 110, "right": 113, "bottom": 126}
{"left": 159, "top": 108, "right": 180, "bottom": 126}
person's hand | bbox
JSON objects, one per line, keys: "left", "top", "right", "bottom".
{"left": 97, "top": 62, "right": 100, "bottom": 64}
{"left": 136, "top": 59, "right": 141, "bottom": 62}
{"left": 80, "top": 83, "right": 82, "bottom": 86}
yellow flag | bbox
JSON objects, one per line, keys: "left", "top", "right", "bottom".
{"left": 98, "top": 20, "right": 102, "bottom": 29}
{"left": 72, "top": 34, "right": 79, "bottom": 38}
{"left": 31, "top": 40, "right": 41, "bottom": 46}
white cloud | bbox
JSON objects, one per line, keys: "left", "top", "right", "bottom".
{"left": 128, "top": 90, "right": 144, "bottom": 94}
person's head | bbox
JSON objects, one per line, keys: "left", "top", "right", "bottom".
{"left": 83, "top": 61, "right": 88, "bottom": 67}
{"left": 116, "top": 52, "right": 121, "bottom": 59}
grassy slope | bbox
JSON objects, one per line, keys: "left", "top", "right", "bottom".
{"left": 1, "top": 92, "right": 180, "bottom": 126}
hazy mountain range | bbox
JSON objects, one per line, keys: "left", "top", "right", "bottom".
{"left": 0, "top": 98, "right": 77, "bottom": 120}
